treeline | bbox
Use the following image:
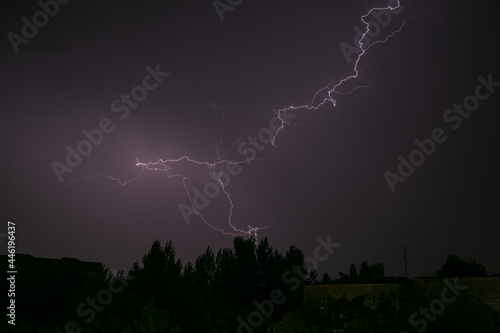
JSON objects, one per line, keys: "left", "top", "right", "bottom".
{"left": 3, "top": 237, "right": 315, "bottom": 332}
{"left": 2, "top": 238, "right": 494, "bottom": 333}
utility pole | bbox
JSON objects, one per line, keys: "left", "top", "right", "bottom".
{"left": 395, "top": 246, "right": 408, "bottom": 278}
{"left": 404, "top": 246, "right": 407, "bottom": 278}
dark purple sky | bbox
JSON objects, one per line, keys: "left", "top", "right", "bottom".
{"left": 1, "top": 0, "right": 499, "bottom": 278}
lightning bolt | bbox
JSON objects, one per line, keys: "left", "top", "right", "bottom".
{"left": 81, "top": 1, "right": 405, "bottom": 240}
{"left": 272, "top": 2, "right": 405, "bottom": 145}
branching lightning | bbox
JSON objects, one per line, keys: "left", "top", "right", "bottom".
{"left": 82, "top": 1, "right": 405, "bottom": 240}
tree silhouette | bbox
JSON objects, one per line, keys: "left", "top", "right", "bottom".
{"left": 437, "top": 255, "right": 488, "bottom": 277}
{"left": 337, "top": 261, "right": 385, "bottom": 283}
{"left": 2, "top": 237, "right": 324, "bottom": 332}
{"left": 319, "top": 272, "right": 334, "bottom": 284}
{"left": 194, "top": 246, "right": 216, "bottom": 288}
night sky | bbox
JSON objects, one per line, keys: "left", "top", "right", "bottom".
{"left": 1, "top": 0, "right": 499, "bottom": 278}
